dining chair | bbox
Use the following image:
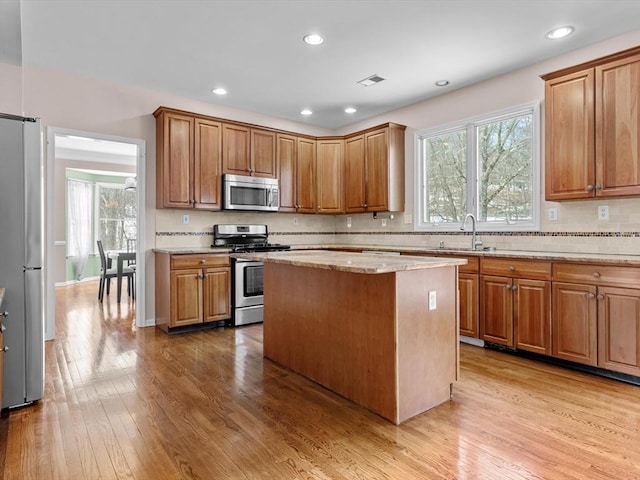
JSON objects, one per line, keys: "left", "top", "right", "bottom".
{"left": 96, "top": 240, "right": 135, "bottom": 302}
{"left": 126, "top": 238, "right": 137, "bottom": 267}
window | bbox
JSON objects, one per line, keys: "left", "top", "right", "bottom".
{"left": 415, "top": 103, "right": 540, "bottom": 231}
{"left": 95, "top": 183, "right": 137, "bottom": 251}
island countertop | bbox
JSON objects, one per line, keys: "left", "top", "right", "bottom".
{"left": 233, "top": 250, "right": 467, "bottom": 274}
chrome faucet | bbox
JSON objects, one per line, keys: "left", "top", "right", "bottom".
{"left": 460, "top": 213, "right": 482, "bottom": 250}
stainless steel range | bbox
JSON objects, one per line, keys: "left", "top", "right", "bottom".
{"left": 213, "top": 224, "right": 290, "bottom": 326}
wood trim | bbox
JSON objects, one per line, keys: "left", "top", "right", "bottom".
{"left": 540, "top": 44, "right": 640, "bottom": 81}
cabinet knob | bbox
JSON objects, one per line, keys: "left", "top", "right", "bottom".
{"left": 586, "top": 184, "right": 594, "bottom": 191}
{"left": 200, "top": 259, "right": 206, "bottom": 264}
{"left": 586, "top": 292, "right": 596, "bottom": 300}
{"left": 595, "top": 184, "right": 603, "bottom": 190}
{"left": 596, "top": 294, "right": 604, "bottom": 301}
{"left": 508, "top": 266, "right": 515, "bottom": 272}
{"left": 191, "top": 199, "right": 196, "bottom": 204}
{"left": 511, "top": 284, "right": 518, "bottom": 291}
{"left": 505, "top": 284, "right": 512, "bottom": 290}
{"left": 1, "top": 324, "right": 5, "bottom": 333}
{"left": 1, "top": 311, "right": 7, "bottom": 317}
{"left": 363, "top": 204, "right": 368, "bottom": 209}
{"left": 592, "top": 272, "right": 601, "bottom": 279}
{"left": 1, "top": 346, "right": 8, "bottom": 353}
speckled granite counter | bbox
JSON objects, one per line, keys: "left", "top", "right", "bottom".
{"left": 233, "top": 250, "right": 466, "bottom": 274}
{"left": 154, "top": 245, "right": 640, "bottom": 266}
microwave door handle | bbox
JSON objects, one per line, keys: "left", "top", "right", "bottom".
{"left": 267, "top": 189, "right": 272, "bottom": 207}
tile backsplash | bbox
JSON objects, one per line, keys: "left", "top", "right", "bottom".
{"left": 155, "top": 196, "right": 640, "bottom": 255}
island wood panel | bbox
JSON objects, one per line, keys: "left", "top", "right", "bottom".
{"left": 263, "top": 262, "right": 458, "bottom": 424}
{"left": 395, "top": 266, "right": 458, "bottom": 423}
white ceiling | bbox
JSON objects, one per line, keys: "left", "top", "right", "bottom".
{"left": 8, "top": 0, "right": 640, "bottom": 129}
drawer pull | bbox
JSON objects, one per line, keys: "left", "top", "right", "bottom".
{"left": 200, "top": 259, "right": 206, "bottom": 265}
{"left": 592, "top": 272, "right": 601, "bottom": 279}
{"left": 586, "top": 293, "right": 596, "bottom": 300}
{"left": 508, "top": 266, "right": 515, "bottom": 272}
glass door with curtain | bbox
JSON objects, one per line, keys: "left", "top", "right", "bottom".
{"left": 67, "top": 178, "right": 93, "bottom": 280}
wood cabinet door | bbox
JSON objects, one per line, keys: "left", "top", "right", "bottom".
{"left": 296, "top": 138, "right": 316, "bottom": 213}
{"left": 203, "top": 267, "right": 231, "bottom": 323}
{"left": 595, "top": 53, "right": 640, "bottom": 197}
{"left": 552, "top": 282, "right": 597, "bottom": 366}
{"left": 251, "top": 128, "right": 276, "bottom": 178}
{"left": 194, "top": 118, "right": 222, "bottom": 210}
{"left": 364, "top": 128, "right": 389, "bottom": 211}
{"left": 344, "top": 135, "right": 366, "bottom": 213}
{"left": 544, "top": 69, "right": 595, "bottom": 200}
{"left": 277, "top": 134, "right": 297, "bottom": 212}
{"left": 159, "top": 112, "right": 194, "bottom": 208}
{"left": 514, "top": 279, "right": 551, "bottom": 355}
{"left": 170, "top": 269, "right": 203, "bottom": 327}
{"left": 597, "top": 286, "right": 640, "bottom": 376}
{"left": 222, "top": 124, "right": 251, "bottom": 175}
{"left": 480, "top": 275, "right": 513, "bottom": 347}
{"left": 316, "top": 139, "right": 344, "bottom": 214}
{"left": 459, "top": 273, "right": 479, "bottom": 338}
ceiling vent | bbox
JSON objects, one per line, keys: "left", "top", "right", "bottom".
{"left": 357, "top": 74, "right": 386, "bottom": 87}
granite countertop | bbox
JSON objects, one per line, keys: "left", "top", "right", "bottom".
{"left": 153, "top": 244, "right": 640, "bottom": 266}
{"left": 232, "top": 250, "right": 467, "bottom": 274}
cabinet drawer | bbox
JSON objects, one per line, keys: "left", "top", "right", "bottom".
{"left": 553, "top": 263, "right": 640, "bottom": 287}
{"left": 445, "top": 255, "right": 478, "bottom": 273}
{"left": 171, "top": 254, "right": 230, "bottom": 269}
{"left": 480, "top": 258, "right": 551, "bottom": 280}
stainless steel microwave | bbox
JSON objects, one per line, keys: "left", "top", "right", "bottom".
{"left": 222, "top": 174, "right": 279, "bottom": 212}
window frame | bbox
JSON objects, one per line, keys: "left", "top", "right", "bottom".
{"left": 414, "top": 102, "right": 541, "bottom": 232}
{"left": 94, "top": 181, "right": 137, "bottom": 252}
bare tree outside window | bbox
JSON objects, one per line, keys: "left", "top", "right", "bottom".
{"left": 97, "top": 184, "right": 136, "bottom": 251}
{"left": 417, "top": 105, "right": 538, "bottom": 231}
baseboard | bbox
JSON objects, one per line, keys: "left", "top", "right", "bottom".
{"left": 55, "top": 276, "right": 100, "bottom": 287}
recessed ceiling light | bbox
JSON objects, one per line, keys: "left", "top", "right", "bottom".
{"left": 357, "top": 74, "right": 385, "bottom": 87}
{"left": 545, "top": 26, "right": 575, "bottom": 40}
{"left": 303, "top": 34, "right": 324, "bottom": 45}
{"left": 345, "top": 107, "right": 357, "bottom": 114}
{"left": 300, "top": 109, "right": 313, "bottom": 116}
{"left": 212, "top": 88, "right": 228, "bottom": 95}
{"left": 435, "top": 80, "right": 449, "bottom": 87}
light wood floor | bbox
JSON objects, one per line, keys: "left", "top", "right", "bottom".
{"left": 1, "top": 281, "right": 639, "bottom": 479}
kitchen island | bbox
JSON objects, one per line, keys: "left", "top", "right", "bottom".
{"left": 236, "top": 250, "right": 466, "bottom": 424}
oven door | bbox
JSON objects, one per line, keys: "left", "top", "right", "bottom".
{"left": 234, "top": 259, "right": 264, "bottom": 308}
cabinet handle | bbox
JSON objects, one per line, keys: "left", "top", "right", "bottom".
{"left": 2, "top": 346, "right": 8, "bottom": 353}
{"left": 200, "top": 259, "right": 206, "bottom": 264}
{"left": 595, "top": 184, "right": 603, "bottom": 190}
{"left": 586, "top": 293, "right": 596, "bottom": 300}
{"left": 1, "top": 324, "right": 5, "bottom": 333}
{"left": 596, "top": 294, "right": 604, "bottom": 301}
{"left": 1, "top": 311, "right": 7, "bottom": 317}
{"left": 592, "top": 272, "right": 601, "bottom": 279}
{"left": 363, "top": 203, "right": 368, "bottom": 209}
{"left": 508, "top": 266, "right": 515, "bottom": 272}
{"left": 586, "top": 184, "right": 594, "bottom": 191}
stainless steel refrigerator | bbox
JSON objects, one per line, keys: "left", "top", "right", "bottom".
{"left": 0, "top": 113, "right": 44, "bottom": 409}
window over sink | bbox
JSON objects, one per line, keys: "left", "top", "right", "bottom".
{"left": 415, "top": 102, "right": 540, "bottom": 232}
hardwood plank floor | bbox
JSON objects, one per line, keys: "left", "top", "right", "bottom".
{"left": 1, "top": 281, "right": 639, "bottom": 479}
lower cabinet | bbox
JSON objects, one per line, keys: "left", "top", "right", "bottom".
{"left": 480, "top": 258, "right": 552, "bottom": 355}
{"left": 156, "top": 253, "right": 231, "bottom": 332}
{"left": 553, "top": 264, "right": 640, "bottom": 376}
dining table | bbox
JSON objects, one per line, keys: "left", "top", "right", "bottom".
{"left": 107, "top": 251, "right": 136, "bottom": 303}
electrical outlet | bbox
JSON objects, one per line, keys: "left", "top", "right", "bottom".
{"left": 598, "top": 205, "right": 609, "bottom": 221}
{"left": 548, "top": 208, "right": 558, "bottom": 221}
{"left": 381, "top": 218, "right": 387, "bottom": 227}
{"left": 182, "top": 214, "right": 189, "bottom": 224}
{"left": 403, "top": 214, "right": 412, "bottom": 224}
{"left": 293, "top": 217, "right": 299, "bottom": 226}
{"left": 429, "top": 291, "right": 437, "bottom": 310}
{"left": 347, "top": 216, "right": 352, "bottom": 228}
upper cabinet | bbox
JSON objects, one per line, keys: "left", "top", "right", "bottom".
{"left": 543, "top": 46, "right": 640, "bottom": 200}
{"left": 316, "top": 139, "right": 344, "bottom": 214}
{"left": 344, "top": 123, "right": 406, "bottom": 212}
{"left": 155, "top": 108, "right": 223, "bottom": 210}
{"left": 222, "top": 124, "right": 276, "bottom": 178}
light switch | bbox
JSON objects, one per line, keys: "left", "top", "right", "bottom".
{"left": 429, "top": 291, "right": 437, "bottom": 310}
{"left": 548, "top": 208, "right": 557, "bottom": 221}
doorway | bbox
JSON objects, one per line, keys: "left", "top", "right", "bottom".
{"left": 45, "top": 128, "right": 146, "bottom": 339}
